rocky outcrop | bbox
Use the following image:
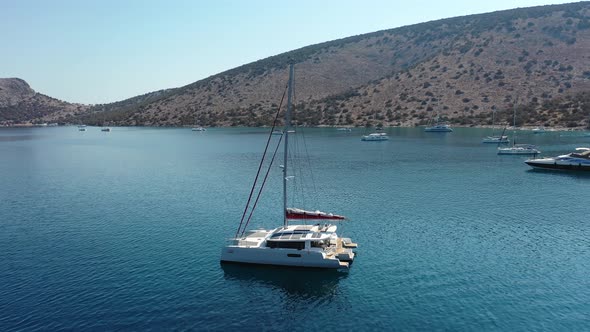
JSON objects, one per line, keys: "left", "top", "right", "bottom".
{"left": 0, "top": 78, "right": 36, "bottom": 107}
{"left": 0, "top": 78, "right": 88, "bottom": 125}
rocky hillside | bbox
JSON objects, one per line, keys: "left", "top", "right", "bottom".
{"left": 84, "top": 1, "right": 589, "bottom": 128}
{"left": 4, "top": 2, "right": 590, "bottom": 128}
{"left": 0, "top": 78, "right": 87, "bottom": 125}
{"left": 302, "top": 3, "right": 590, "bottom": 128}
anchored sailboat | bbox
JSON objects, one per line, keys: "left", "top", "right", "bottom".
{"left": 192, "top": 107, "right": 206, "bottom": 131}
{"left": 482, "top": 108, "right": 508, "bottom": 144}
{"left": 220, "top": 64, "right": 357, "bottom": 269}
{"left": 497, "top": 101, "right": 540, "bottom": 155}
{"left": 424, "top": 110, "right": 452, "bottom": 132}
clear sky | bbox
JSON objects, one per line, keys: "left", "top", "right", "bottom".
{"left": 0, "top": 0, "right": 574, "bottom": 104}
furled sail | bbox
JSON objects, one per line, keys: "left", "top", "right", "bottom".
{"left": 286, "top": 207, "right": 346, "bottom": 220}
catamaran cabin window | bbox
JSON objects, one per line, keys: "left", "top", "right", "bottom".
{"left": 266, "top": 241, "right": 305, "bottom": 250}
{"left": 311, "top": 241, "right": 326, "bottom": 248}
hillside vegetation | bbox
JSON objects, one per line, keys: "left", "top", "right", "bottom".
{"left": 0, "top": 78, "right": 87, "bottom": 125}
{"left": 2, "top": 2, "right": 590, "bottom": 128}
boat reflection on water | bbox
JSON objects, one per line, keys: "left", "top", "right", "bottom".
{"left": 221, "top": 262, "right": 348, "bottom": 297}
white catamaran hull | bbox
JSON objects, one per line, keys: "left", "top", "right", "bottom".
{"left": 220, "top": 246, "right": 351, "bottom": 268}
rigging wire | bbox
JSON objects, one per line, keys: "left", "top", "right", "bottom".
{"left": 240, "top": 134, "right": 284, "bottom": 237}
{"left": 291, "top": 80, "right": 319, "bottom": 210}
{"left": 235, "top": 84, "right": 288, "bottom": 237}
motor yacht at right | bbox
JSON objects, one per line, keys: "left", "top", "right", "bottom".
{"left": 525, "top": 147, "right": 590, "bottom": 171}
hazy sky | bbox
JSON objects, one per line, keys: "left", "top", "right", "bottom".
{"left": 0, "top": 0, "right": 574, "bottom": 104}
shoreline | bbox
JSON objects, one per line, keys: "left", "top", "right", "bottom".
{"left": 1, "top": 123, "right": 589, "bottom": 132}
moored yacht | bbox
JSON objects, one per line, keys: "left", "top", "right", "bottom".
{"left": 220, "top": 63, "right": 357, "bottom": 269}
{"left": 221, "top": 222, "right": 356, "bottom": 269}
{"left": 482, "top": 135, "right": 509, "bottom": 144}
{"left": 424, "top": 124, "right": 453, "bottom": 132}
{"left": 424, "top": 111, "right": 452, "bottom": 132}
{"left": 361, "top": 132, "right": 389, "bottom": 141}
{"left": 525, "top": 147, "right": 590, "bottom": 171}
{"left": 498, "top": 101, "right": 539, "bottom": 155}
{"left": 498, "top": 144, "right": 540, "bottom": 155}
{"left": 482, "top": 109, "right": 508, "bottom": 143}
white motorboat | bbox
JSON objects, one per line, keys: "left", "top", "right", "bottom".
{"left": 336, "top": 127, "right": 352, "bottom": 132}
{"left": 361, "top": 132, "right": 389, "bottom": 141}
{"left": 220, "top": 64, "right": 357, "bottom": 269}
{"left": 78, "top": 125, "right": 86, "bottom": 131}
{"left": 424, "top": 124, "right": 453, "bottom": 132}
{"left": 525, "top": 147, "right": 590, "bottom": 171}
{"left": 192, "top": 127, "right": 206, "bottom": 131}
{"left": 532, "top": 126, "right": 546, "bottom": 134}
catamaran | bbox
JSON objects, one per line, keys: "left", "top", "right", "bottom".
{"left": 220, "top": 64, "right": 357, "bottom": 269}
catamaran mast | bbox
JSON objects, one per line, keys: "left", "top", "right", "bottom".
{"left": 283, "top": 63, "right": 294, "bottom": 227}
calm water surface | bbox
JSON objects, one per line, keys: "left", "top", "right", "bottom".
{"left": 1, "top": 126, "right": 589, "bottom": 331}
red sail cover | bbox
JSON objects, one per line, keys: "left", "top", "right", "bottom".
{"left": 286, "top": 208, "right": 346, "bottom": 220}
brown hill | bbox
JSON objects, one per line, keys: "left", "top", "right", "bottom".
{"left": 0, "top": 78, "right": 87, "bottom": 125}
{"left": 84, "top": 1, "right": 589, "bottom": 128}
{"left": 4, "top": 2, "right": 590, "bottom": 128}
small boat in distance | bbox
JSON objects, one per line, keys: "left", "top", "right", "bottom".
{"left": 191, "top": 107, "right": 206, "bottom": 131}
{"left": 220, "top": 64, "right": 356, "bottom": 269}
{"left": 532, "top": 126, "right": 546, "bottom": 134}
{"left": 482, "top": 109, "right": 509, "bottom": 143}
{"left": 498, "top": 144, "right": 540, "bottom": 155}
{"left": 78, "top": 125, "right": 86, "bottom": 131}
{"left": 525, "top": 147, "right": 590, "bottom": 171}
{"left": 482, "top": 135, "right": 509, "bottom": 144}
{"left": 272, "top": 130, "right": 283, "bottom": 135}
{"left": 336, "top": 127, "right": 352, "bottom": 132}
{"left": 498, "top": 101, "right": 540, "bottom": 155}
{"left": 424, "top": 124, "right": 453, "bottom": 132}
{"left": 101, "top": 127, "right": 111, "bottom": 132}
{"left": 361, "top": 132, "right": 389, "bottom": 141}
{"left": 424, "top": 110, "right": 453, "bottom": 132}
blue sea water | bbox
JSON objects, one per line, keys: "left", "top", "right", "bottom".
{"left": 1, "top": 126, "right": 589, "bottom": 331}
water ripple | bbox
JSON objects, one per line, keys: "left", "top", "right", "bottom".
{"left": 1, "top": 127, "right": 589, "bottom": 330}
